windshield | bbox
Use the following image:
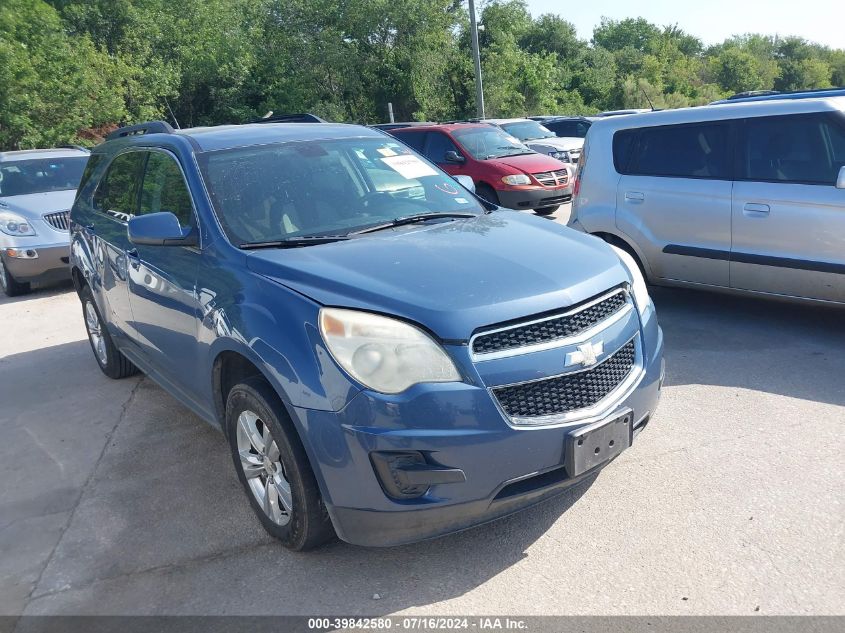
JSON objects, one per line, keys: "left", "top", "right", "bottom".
{"left": 0, "top": 157, "right": 88, "bottom": 197}
{"left": 451, "top": 127, "right": 532, "bottom": 160}
{"left": 500, "top": 121, "right": 556, "bottom": 142}
{"left": 197, "top": 138, "right": 485, "bottom": 246}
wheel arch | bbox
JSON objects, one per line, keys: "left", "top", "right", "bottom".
{"left": 211, "top": 346, "right": 283, "bottom": 431}
{"left": 592, "top": 230, "right": 654, "bottom": 282}
{"left": 210, "top": 344, "right": 337, "bottom": 517}
{"left": 71, "top": 265, "right": 85, "bottom": 294}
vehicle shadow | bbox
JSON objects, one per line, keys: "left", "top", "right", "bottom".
{"left": 8, "top": 283, "right": 845, "bottom": 617}
{"left": 652, "top": 285, "right": 845, "bottom": 406}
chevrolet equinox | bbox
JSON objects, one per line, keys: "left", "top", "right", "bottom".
{"left": 70, "top": 121, "right": 664, "bottom": 550}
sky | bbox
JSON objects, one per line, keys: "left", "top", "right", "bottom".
{"left": 525, "top": 0, "right": 843, "bottom": 49}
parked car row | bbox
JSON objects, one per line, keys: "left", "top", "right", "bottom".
{"left": 10, "top": 87, "right": 843, "bottom": 554}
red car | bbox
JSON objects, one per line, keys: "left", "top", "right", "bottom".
{"left": 390, "top": 123, "right": 572, "bottom": 216}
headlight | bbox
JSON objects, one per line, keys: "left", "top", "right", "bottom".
{"left": 319, "top": 308, "right": 461, "bottom": 394}
{"left": 610, "top": 245, "right": 651, "bottom": 316}
{"left": 501, "top": 174, "right": 531, "bottom": 186}
{"left": 551, "top": 151, "right": 570, "bottom": 162}
{"left": 0, "top": 212, "right": 37, "bottom": 236}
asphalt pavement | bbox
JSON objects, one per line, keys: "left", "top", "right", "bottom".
{"left": 1, "top": 205, "right": 842, "bottom": 616}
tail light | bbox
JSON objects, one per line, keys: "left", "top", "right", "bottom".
{"left": 572, "top": 146, "right": 587, "bottom": 200}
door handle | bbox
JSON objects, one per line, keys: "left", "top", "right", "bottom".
{"left": 624, "top": 191, "right": 645, "bottom": 202}
{"left": 743, "top": 202, "right": 770, "bottom": 217}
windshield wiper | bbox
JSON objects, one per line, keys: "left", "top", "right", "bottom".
{"left": 349, "top": 212, "right": 477, "bottom": 235}
{"left": 240, "top": 235, "right": 349, "bottom": 249}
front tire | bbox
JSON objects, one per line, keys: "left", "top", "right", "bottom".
{"left": 79, "top": 285, "right": 139, "bottom": 379}
{"left": 0, "top": 255, "right": 31, "bottom": 297}
{"left": 534, "top": 206, "right": 559, "bottom": 216}
{"left": 226, "top": 377, "right": 335, "bottom": 551}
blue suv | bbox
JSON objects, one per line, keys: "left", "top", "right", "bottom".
{"left": 70, "top": 120, "right": 664, "bottom": 550}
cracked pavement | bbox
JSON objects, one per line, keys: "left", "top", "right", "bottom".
{"left": 1, "top": 208, "right": 843, "bottom": 617}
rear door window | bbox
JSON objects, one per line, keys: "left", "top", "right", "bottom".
{"left": 739, "top": 113, "right": 845, "bottom": 185}
{"left": 625, "top": 123, "right": 731, "bottom": 179}
{"left": 93, "top": 152, "right": 146, "bottom": 221}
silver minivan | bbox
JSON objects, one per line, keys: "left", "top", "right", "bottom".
{"left": 570, "top": 97, "right": 845, "bottom": 304}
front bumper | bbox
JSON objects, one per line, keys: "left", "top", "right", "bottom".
{"left": 496, "top": 184, "right": 573, "bottom": 211}
{"left": 289, "top": 308, "right": 664, "bottom": 547}
{"left": 2, "top": 244, "right": 71, "bottom": 283}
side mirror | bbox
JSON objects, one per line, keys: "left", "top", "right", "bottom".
{"left": 128, "top": 211, "right": 196, "bottom": 247}
{"left": 453, "top": 174, "right": 475, "bottom": 193}
{"left": 444, "top": 150, "right": 465, "bottom": 164}
{"left": 837, "top": 166, "right": 845, "bottom": 190}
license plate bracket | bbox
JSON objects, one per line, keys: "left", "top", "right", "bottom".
{"left": 565, "top": 410, "right": 633, "bottom": 477}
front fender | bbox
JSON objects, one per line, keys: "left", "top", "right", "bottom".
{"left": 201, "top": 273, "right": 361, "bottom": 416}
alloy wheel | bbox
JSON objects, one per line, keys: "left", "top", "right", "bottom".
{"left": 236, "top": 409, "right": 293, "bottom": 526}
{"left": 84, "top": 301, "right": 108, "bottom": 366}
{"left": 0, "top": 257, "right": 7, "bottom": 291}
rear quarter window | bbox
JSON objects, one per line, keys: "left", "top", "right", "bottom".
{"left": 612, "top": 130, "right": 637, "bottom": 174}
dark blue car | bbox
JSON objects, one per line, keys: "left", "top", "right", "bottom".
{"left": 69, "top": 120, "right": 664, "bottom": 549}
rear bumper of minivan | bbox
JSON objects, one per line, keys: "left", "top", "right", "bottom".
{"left": 288, "top": 320, "right": 664, "bottom": 547}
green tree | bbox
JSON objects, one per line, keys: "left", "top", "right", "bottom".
{"left": 593, "top": 17, "right": 662, "bottom": 53}
{"left": 711, "top": 47, "right": 769, "bottom": 93}
{"left": 0, "top": 0, "right": 126, "bottom": 148}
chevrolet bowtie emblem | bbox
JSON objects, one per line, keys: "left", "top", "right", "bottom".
{"left": 566, "top": 341, "right": 604, "bottom": 368}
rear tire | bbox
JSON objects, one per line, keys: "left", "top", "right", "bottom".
{"left": 475, "top": 183, "right": 500, "bottom": 206}
{"left": 79, "top": 285, "right": 139, "bottom": 379}
{"left": 226, "top": 377, "right": 335, "bottom": 551}
{"left": 534, "top": 206, "right": 559, "bottom": 216}
{"left": 0, "top": 255, "right": 31, "bottom": 297}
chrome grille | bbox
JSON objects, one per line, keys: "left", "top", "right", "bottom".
{"left": 43, "top": 210, "right": 70, "bottom": 231}
{"left": 472, "top": 291, "right": 627, "bottom": 356}
{"left": 532, "top": 169, "right": 569, "bottom": 187}
{"left": 492, "top": 339, "right": 636, "bottom": 418}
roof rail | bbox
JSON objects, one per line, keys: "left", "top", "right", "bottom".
{"left": 712, "top": 87, "right": 845, "bottom": 105}
{"left": 250, "top": 113, "right": 327, "bottom": 124}
{"left": 726, "top": 90, "right": 780, "bottom": 100}
{"left": 105, "top": 121, "right": 175, "bottom": 141}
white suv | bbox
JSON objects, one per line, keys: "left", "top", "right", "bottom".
{"left": 570, "top": 96, "right": 845, "bottom": 304}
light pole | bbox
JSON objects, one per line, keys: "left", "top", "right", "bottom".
{"left": 468, "top": 0, "right": 485, "bottom": 119}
